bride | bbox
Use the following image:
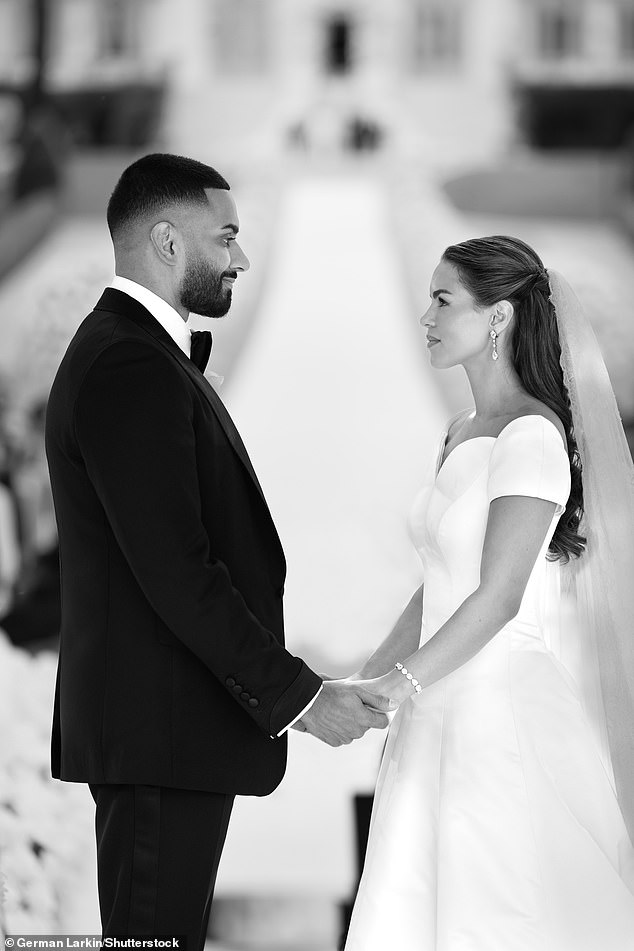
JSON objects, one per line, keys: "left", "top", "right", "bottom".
{"left": 342, "top": 236, "right": 634, "bottom": 950}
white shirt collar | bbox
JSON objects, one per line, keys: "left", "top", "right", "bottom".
{"left": 110, "top": 276, "right": 191, "bottom": 357}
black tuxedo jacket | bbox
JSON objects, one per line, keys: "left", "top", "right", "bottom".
{"left": 45, "top": 288, "right": 321, "bottom": 795}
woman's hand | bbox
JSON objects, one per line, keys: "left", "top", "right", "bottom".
{"left": 331, "top": 670, "right": 412, "bottom": 709}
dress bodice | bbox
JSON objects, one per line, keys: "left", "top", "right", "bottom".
{"left": 408, "top": 414, "right": 571, "bottom": 648}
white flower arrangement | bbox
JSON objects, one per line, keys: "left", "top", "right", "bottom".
{"left": 0, "top": 632, "right": 96, "bottom": 934}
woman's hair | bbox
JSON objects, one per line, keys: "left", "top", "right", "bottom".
{"left": 442, "top": 234, "right": 585, "bottom": 563}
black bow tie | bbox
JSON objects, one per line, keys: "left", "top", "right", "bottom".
{"left": 190, "top": 330, "right": 212, "bottom": 372}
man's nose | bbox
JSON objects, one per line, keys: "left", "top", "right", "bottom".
{"left": 231, "top": 242, "right": 250, "bottom": 273}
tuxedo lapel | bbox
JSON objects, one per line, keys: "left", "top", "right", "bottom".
{"left": 169, "top": 348, "right": 269, "bottom": 505}
{"left": 93, "top": 289, "right": 269, "bottom": 506}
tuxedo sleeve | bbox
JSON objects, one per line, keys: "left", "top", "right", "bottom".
{"left": 74, "top": 341, "right": 322, "bottom": 737}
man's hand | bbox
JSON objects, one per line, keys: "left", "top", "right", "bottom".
{"left": 298, "top": 680, "right": 396, "bottom": 747}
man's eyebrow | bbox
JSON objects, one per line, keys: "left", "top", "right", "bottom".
{"left": 431, "top": 288, "right": 452, "bottom": 298}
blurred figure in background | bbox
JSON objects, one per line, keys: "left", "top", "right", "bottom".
{"left": 12, "top": 94, "right": 68, "bottom": 202}
{"left": 1, "top": 398, "right": 60, "bottom": 651}
{"left": 0, "top": 93, "right": 23, "bottom": 216}
{"left": 0, "top": 378, "right": 21, "bottom": 616}
{"left": 15, "top": 400, "right": 58, "bottom": 573}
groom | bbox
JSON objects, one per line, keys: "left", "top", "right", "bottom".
{"left": 45, "top": 153, "right": 391, "bottom": 949}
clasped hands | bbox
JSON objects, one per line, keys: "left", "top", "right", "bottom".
{"left": 292, "top": 676, "right": 400, "bottom": 748}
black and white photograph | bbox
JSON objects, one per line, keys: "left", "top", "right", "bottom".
{"left": 1, "top": 1, "right": 634, "bottom": 949}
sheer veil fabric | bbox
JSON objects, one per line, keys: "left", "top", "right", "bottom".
{"left": 548, "top": 270, "right": 634, "bottom": 845}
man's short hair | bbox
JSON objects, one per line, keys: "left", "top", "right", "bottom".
{"left": 106, "top": 153, "right": 230, "bottom": 238}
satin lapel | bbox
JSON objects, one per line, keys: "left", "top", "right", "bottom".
{"left": 170, "top": 347, "right": 269, "bottom": 505}
{"left": 94, "top": 289, "right": 268, "bottom": 505}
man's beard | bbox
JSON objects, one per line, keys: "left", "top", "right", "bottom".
{"left": 179, "top": 254, "right": 235, "bottom": 319}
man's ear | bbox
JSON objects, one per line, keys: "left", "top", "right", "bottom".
{"left": 150, "top": 221, "right": 180, "bottom": 267}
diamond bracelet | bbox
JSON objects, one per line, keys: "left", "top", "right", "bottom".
{"left": 395, "top": 662, "right": 422, "bottom": 693}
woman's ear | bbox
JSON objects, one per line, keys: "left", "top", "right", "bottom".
{"left": 490, "top": 300, "right": 514, "bottom": 334}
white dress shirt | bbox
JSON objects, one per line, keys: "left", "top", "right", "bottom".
{"left": 109, "top": 275, "right": 322, "bottom": 736}
{"left": 276, "top": 684, "right": 322, "bottom": 737}
{"left": 111, "top": 276, "right": 192, "bottom": 356}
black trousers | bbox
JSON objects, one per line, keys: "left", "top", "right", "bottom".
{"left": 89, "top": 784, "right": 234, "bottom": 951}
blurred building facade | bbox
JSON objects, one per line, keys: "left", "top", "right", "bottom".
{"left": 0, "top": 0, "right": 168, "bottom": 86}
{"left": 2, "top": 0, "right": 634, "bottom": 160}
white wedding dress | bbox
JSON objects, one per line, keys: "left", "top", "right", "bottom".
{"left": 345, "top": 414, "right": 634, "bottom": 951}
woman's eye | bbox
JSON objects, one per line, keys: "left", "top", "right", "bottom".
{"left": 437, "top": 297, "right": 448, "bottom": 307}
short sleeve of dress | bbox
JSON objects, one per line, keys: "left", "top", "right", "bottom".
{"left": 487, "top": 415, "right": 571, "bottom": 514}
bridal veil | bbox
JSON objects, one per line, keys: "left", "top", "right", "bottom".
{"left": 549, "top": 270, "right": 634, "bottom": 846}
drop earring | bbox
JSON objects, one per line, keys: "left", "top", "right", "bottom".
{"left": 490, "top": 328, "right": 499, "bottom": 361}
